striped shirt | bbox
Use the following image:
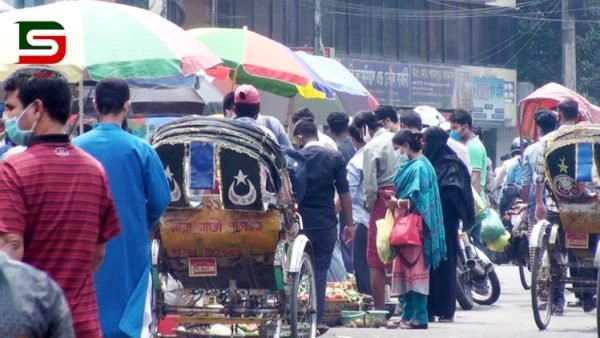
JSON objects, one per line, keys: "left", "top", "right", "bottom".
{"left": 0, "top": 134, "right": 121, "bottom": 338}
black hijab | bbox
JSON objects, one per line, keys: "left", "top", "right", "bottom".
{"left": 424, "top": 127, "right": 475, "bottom": 229}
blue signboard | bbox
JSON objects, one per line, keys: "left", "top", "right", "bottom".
{"left": 472, "top": 77, "right": 505, "bottom": 128}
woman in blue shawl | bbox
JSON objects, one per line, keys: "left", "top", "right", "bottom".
{"left": 385, "top": 129, "right": 446, "bottom": 330}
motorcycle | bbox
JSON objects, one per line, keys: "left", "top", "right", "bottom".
{"left": 456, "top": 226, "right": 501, "bottom": 310}
{"left": 503, "top": 202, "right": 531, "bottom": 290}
{"left": 496, "top": 184, "right": 532, "bottom": 290}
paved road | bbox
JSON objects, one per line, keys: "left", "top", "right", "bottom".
{"left": 324, "top": 265, "right": 598, "bottom": 338}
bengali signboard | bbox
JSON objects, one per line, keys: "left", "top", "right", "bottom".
{"left": 410, "top": 65, "right": 457, "bottom": 107}
{"left": 339, "top": 59, "right": 411, "bottom": 107}
{"left": 472, "top": 77, "right": 505, "bottom": 128}
{"left": 339, "top": 58, "right": 461, "bottom": 109}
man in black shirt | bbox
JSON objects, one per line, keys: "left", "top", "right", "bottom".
{"left": 327, "top": 111, "right": 355, "bottom": 164}
{"left": 294, "top": 119, "right": 354, "bottom": 326}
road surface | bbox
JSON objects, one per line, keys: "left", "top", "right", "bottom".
{"left": 324, "top": 265, "right": 597, "bottom": 338}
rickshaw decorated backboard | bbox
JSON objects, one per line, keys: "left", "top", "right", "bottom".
{"left": 543, "top": 125, "right": 600, "bottom": 234}
{"left": 530, "top": 124, "right": 600, "bottom": 334}
{"left": 151, "top": 116, "right": 316, "bottom": 338}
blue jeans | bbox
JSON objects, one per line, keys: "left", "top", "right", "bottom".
{"left": 303, "top": 227, "right": 338, "bottom": 323}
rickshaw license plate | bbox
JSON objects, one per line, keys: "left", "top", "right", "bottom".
{"left": 188, "top": 258, "right": 217, "bottom": 277}
{"left": 566, "top": 232, "right": 589, "bottom": 249}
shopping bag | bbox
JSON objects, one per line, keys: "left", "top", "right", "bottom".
{"left": 376, "top": 209, "right": 396, "bottom": 264}
{"left": 472, "top": 185, "right": 486, "bottom": 220}
{"left": 389, "top": 211, "right": 423, "bottom": 247}
{"left": 481, "top": 209, "right": 507, "bottom": 245}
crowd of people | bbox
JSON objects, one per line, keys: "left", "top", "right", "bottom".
{"left": 0, "top": 73, "right": 594, "bottom": 337}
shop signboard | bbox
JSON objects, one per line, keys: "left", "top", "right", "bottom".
{"left": 409, "top": 64, "right": 457, "bottom": 107}
{"left": 340, "top": 58, "right": 411, "bottom": 107}
{"left": 472, "top": 77, "right": 505, "bottom": 128}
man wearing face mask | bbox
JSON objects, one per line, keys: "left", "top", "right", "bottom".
{"left": 399, "top": 110, "right": 422, "bottom": 133}
{"left": 355, "top": 111, "right": 399, "bottom": 311}
{"left": 375, "top": 105, "right": 401, "bottom": 133}
{"left": 0, "top": 77, "right": 121, "bottom": 338}
{"left": 1, "top": 77, "right": 29, "bottom": 159}
{"left": 293, "top": 119, "right": 353, "bottom": 332}
{"left": 449, "top": 109, "right": 488, "bottom": 248}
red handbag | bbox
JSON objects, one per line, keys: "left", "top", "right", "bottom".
{"left": 389, "top": 209, "right": 424, "bottom": 267}
{"left": 389, "top": 209, "right": 423, "bottom": 248}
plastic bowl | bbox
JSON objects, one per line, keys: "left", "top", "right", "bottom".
{"left": 340, "top": 310, "right": 366, "bottom": 328}
{"left": 366, "top": 310, "right": 389, "bottom": 328}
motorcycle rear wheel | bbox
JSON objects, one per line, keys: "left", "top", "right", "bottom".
{"left": 472, "top": 270, "right": 501, "bottom": 305}
{"left": 456, "top": 257, "right": 474, "bottom": 310}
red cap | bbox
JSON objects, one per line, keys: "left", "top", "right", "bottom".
{"left": 234, "top": 85, "right": 260, "bottom": 104}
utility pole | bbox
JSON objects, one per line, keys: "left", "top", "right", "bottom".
{"left": 562, "top": 0, "right": 576, "bottom": 90}
{"left": 211, "top": 0, "right": 218, "bottom": 27}
{"left": 314, "top": 0, "right": 322, "bottom": 56}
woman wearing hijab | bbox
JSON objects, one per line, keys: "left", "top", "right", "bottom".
{"left": 422, "top": 126, "right": 475, "bottom": 322}
{"left": 385, "top": 129, "right": 446, "bottom": 330}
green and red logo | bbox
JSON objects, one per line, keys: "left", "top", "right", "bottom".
{"left": 17, "top": 21, "right": 66, "bottom": 64}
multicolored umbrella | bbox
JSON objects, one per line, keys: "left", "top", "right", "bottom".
{"left": 188, "top": 28, "right": 333, "bottom": 99}
{"left": 0, "top": 0, "right": 221, "bottom": 83}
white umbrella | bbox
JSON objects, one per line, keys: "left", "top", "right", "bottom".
{"left": 413, "top": 105, "right": 446, "bottom": 127}
{"left": 0, "top": 1, "right": 13, "bottom": 14}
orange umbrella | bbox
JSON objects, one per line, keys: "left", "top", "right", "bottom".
{"left": 518, "top": 82, "right": 600, "bottom": 140}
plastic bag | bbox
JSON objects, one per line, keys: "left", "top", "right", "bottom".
{"left": 481, "top": 209, "right": 507, "bottom": 245}
{"left": 472, "top": 185, "right": 486, "bottom": 220}
{"left": 376, "top": 209, "right": 395, "bottom": 263}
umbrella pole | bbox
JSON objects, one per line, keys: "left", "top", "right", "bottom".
{"left": 78, "top": 80, "right": 84, "bottom": 136}
{"left": 286, "top": 96, "right": 296, "bottom": 138}
{"left": 230, "top": 67, "right": 239, "bottom": 92}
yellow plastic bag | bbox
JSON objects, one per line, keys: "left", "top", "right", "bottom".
{"left": 376, "top": 209, "right": 395, "bottom": 263}
{"left": 472, "top": 185, "right": 486, "bottom": 220}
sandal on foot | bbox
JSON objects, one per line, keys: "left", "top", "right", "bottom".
{"left": 400, "top": 321, "right": 428, "bottom": 330}
{"left": 438, "top": 316, "right": 454, "bottom": 323}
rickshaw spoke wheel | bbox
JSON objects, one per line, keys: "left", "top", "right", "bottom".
{"left": 289, "top": 253, "right": 317, "bottom": 338}
{"left": 531, "top": 241, "right": 553, "bottom": 330}
{"left": 519, "top": 239, "right": 532, "bottom": 290}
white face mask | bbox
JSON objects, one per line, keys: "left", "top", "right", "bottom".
{"left": 363, "top": 127, "right": 371, "bottom": 143}
{"left": 396, "top": 147, "right": 409, "bottom": 163}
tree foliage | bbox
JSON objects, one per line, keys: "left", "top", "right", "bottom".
{"left": 515, "top": 0, "right": 600, "bottom": 102}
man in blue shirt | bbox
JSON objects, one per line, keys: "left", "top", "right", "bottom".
{"left": 347, "top": 123, "right": 371, "bottom": 294}
{"left": 74, "top": 78, "right": 171, "bottom": 337}
{"left": 521, "top": 110, "right": 558, "bottom": 223}
{"left": 294, "top": 119, "right": 353, "bottom": 328}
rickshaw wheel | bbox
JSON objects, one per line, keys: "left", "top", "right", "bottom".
{"left": 289, "top": 252, "right": 317, "bottom": 338}
{"left": 519, "top": 240, "right": 532, "bottom": 290}
{"left": 531, "top": 240, "right": 553, "bottom": 330}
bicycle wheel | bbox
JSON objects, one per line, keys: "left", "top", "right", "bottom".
{"left": 531, "top": 240, "right": 553, "bottom": 330}
{"left": 289, "top": 252, "right": 317, "bottom": 338}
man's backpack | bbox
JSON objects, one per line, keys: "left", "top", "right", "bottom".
{"left": 284, "top": 148, "right": 307, "bottom": 202}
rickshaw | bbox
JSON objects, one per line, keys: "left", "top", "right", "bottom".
{"left": 529, "top": 125, "right": 600, "bottom": 335}
{"left": 151, "top": 116, "right": 316, "bottom": 338}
